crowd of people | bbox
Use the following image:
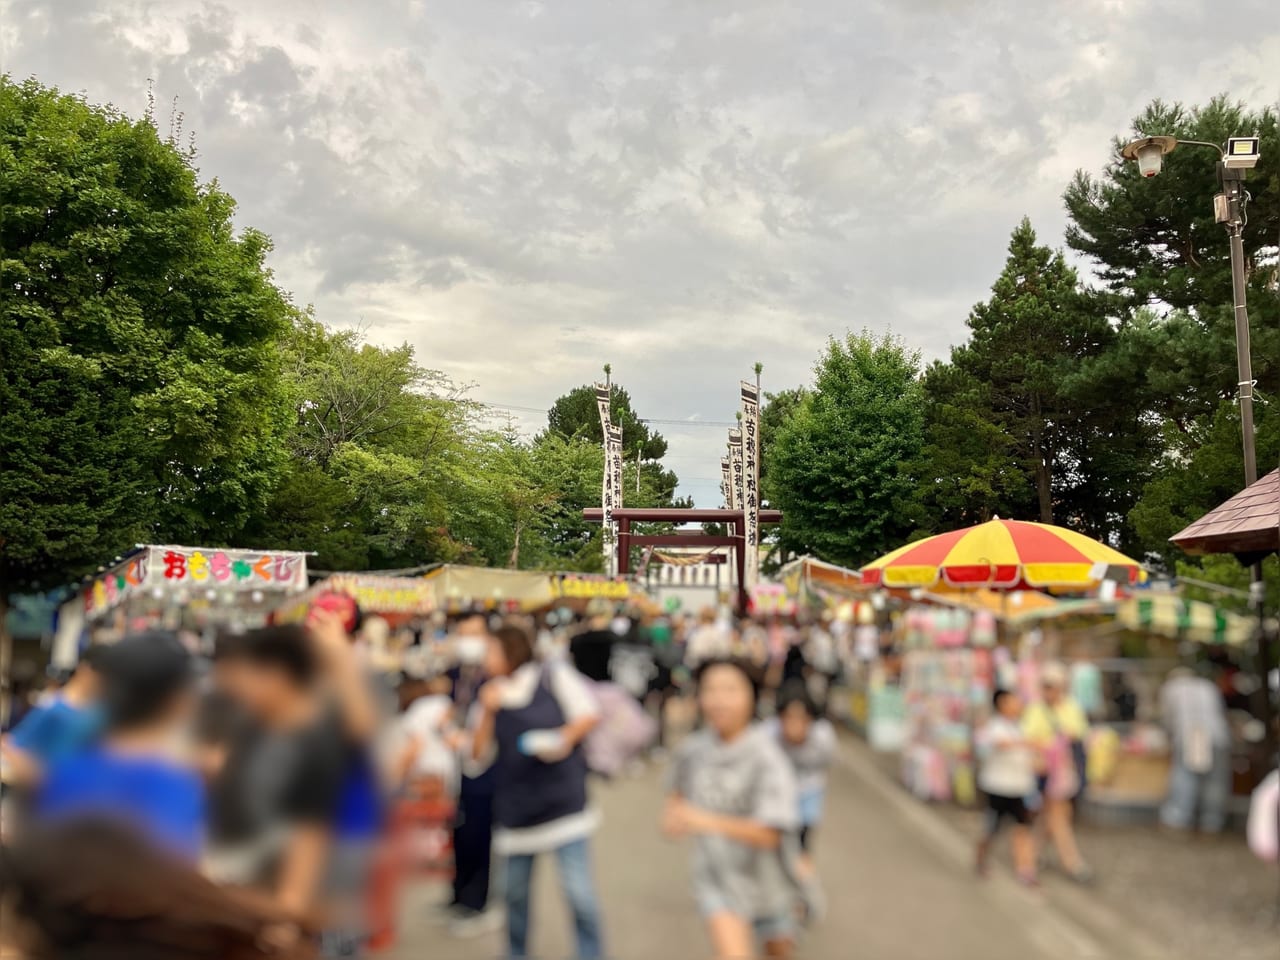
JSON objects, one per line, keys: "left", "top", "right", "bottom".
{"left": 7, "top": 593, "right": 1265, "bottom": 959}
{"left": 0, "top": 599, "right": 846, "bottom": 960}
{"left": 971, "top": 656, "right": 1255, "bottom": 887}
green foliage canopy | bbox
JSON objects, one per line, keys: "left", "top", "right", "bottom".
{"left": 768, "top": 331, "right": 924, "bottom": 569}
{"left": 0, "top": 77, "right": 293, "bottom": 592}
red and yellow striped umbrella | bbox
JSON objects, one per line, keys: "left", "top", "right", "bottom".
{"left": 860, "top": 518, "right": 1144, "bottom": 590}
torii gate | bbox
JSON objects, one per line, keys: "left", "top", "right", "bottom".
{"left": 582, "top": 507, "right": 782, "bottom": 614}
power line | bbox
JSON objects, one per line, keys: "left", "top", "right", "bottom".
{"left": 475, "top": 401, "right": 546, "bottom": 415}
{"left": 475, "top": 400, "right": 737, "bottom": 428}
{"left": 637, "top": 418, "right": 738, "bottom": 427}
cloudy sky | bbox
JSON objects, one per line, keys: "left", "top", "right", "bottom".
{"left": 5, "top": 1, "right": 1279, "bottom": 505}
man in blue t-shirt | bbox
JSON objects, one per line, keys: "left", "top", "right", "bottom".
{"left": 34, "top": 633, "right": 204, "bottom": 862}
{"left": 2, "top": 647, "right": 105, "bottom": 786}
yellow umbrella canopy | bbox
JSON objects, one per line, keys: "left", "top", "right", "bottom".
{"left": 861, "top": 518, "right": 1144, "bottom": 590}
{"left": 919, "top": 587, "right": 1062, "bottom": 623}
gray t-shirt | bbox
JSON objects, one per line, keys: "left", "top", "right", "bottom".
{"left": 668, "top": 725, "right": 799, "bottom": 919}
{"left": 765, "top": 717, "right": 837, "bottom": 798}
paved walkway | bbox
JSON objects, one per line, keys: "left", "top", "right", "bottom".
{"left": 389, "top": 734, "right": 1173, "bottom": 960}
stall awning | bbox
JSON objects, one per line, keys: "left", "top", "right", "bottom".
{"left": 918, "top": 588, "right": 1062, "bottom": 624}
{"left": 82, "top": 545, "right": 309, "bottom": 621}
{"left": 1116, "top": 594, "right": 1254, "bottom": 647}
{"left": 274, "top": 573, "right": 438, "bottom": 623}
{"left": 555, "top": 575, "right": 631, "bottom": 600}
{"left": 422, "top": 565, "right": 558, "bottom": 612}
{"left": 1170, "top": 468, "right": 1280, "bottom": 562}
{"left": 777, "top": 556, "right": 866, "bottom": 606}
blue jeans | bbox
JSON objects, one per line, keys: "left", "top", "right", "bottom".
{"left": 505, "top": 837, "right": 604, "bottom": 959}
{"left": 1161, "top": 745, "right": 1232, "bottom": 833}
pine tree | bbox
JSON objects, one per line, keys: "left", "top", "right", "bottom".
{"left": 920, "top": 219, "right": 1153, "bottom": 541}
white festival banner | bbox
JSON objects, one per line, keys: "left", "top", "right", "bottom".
{"left": 728, "top": 428, "right": 744, "bottom": 516}
{"left": 740, "top": 381, "right": 761, "bottom": 592}
{"left": 596, "top": 383, "right": 615, "bottom": 576}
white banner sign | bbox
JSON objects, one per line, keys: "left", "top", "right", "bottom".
{"left": 596, "top": 383, "right": 615, "bottom": 576}
{"left": 728, "top": 428, "right": 744, "bottom": 515}
{"left": 608, "top": 423, "right": 624, "bottom": 514}
{"left": 608, "top": 423, "right": 624, "bottom": 575}
{"left": 720, "top": 457, "right": 732, "bottom": 507}
{"left": 740, "top": 381, "right": 761, "bottom": 592}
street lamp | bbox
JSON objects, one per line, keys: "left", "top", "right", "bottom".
{"left": 1120, "top": 135, "right": 1177, "bottom": 177}
{"left": 1121, "top": 133, "right": 1262, "bottom": 494}
{"left": 1123, "top": 132, "right": 1273, "bottom": 736}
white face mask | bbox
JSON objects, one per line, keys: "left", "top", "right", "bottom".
{"left": 455, "top": 636, "right": 486, "bottom": 665}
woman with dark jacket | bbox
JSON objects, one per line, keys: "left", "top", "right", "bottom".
{"left": 471, "top": 622, "right": 604, "bottom": 959}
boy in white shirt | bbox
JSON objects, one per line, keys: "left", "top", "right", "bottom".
{"left": 975, "top": 689, "right": 1037, "bottom": 886}
{"left": 390, "top": 673, "right": 459, "bottom": 798}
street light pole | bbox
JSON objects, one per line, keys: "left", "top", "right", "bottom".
{"left": 1215, "top": 163, "right": 1268, "bottom": 639}
{"left": 1122, "top": 136, "right": 1264, "bottom": 554}
{"left": 1122, "top": 134, "right": 1276, "bottom": 805}
{"left": 1220, "top": 163, "right": 1259, "bottom": 489}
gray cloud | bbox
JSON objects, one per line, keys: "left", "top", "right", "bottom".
{"left": 5, "top": 0, "right": 1279, "bottom": 506}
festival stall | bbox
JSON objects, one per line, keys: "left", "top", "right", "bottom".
{"left": 749, "top": 582, "right": 797, "bottom": 617}
{"left": 777, "top": 555, "right": 866, "bottom": 610}
{"left": 274, "top": 573, "right": 438, "bottom": 626}
{"left": 857, "top": 519, "right": 1146, "bottom": 807}
{"left": 1072, "top": 593, "right": 1265, "bottom": 817}
{"left": 79, "top": 544, "right": 310, "bottom": 641}
{"left": 423, "top": 565, "right": 557, "bottom": 613}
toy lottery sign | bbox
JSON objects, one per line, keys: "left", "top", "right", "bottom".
{"left": 84, "top": 545, "right": 309, "bottom": 617}
{"left": 157, "top": 547, "right": 304, "bottom": 586}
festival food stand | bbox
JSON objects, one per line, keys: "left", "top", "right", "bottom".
{"left": 274, "top": 573, "right": 438, "bottom": 626}
{"left": 1076, "top": 593, "right": 1264, "bottom": 817}
{"left": 79, "top": 544, "right": 310, "bottom": 641}
{"left": 857, "top": 518, "right": 1146, "bottom": 807}
{"left": 776, "top": 556, "right": 866, "bottom": 610}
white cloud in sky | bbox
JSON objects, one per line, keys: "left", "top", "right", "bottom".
{"left": 4, "top": 0, "right": 1279, "bottom": 505}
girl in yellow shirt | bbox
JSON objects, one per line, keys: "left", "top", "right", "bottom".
{"left": 1022, "top": 662, "right": 1093, "bottom": 883}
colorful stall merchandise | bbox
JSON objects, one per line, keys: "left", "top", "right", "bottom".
{"left": 866, "top": 664, "right": 908, "bottom": 753}
{"left": 899, "top": 607, "right": 996, "bottom": 806}
{"left": 749, "top": 583, "right": 796, "bottom": 617}
{"left": 82, "top": 545, "right": 310, "bottom": 628}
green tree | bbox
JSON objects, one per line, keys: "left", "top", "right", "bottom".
{"left": 912, "top": 360, "right": 1031, "bottom": 534}
{"left": 769, "top": 331, "right": 924, "bottom": 568}
{"left": 759, "top": 387, "right": 807, "bottom": 506}
{"left": 1065, "top": 98, "right": 1279, "bottom": 326}
{"left": 0, "top": 77, "right": 293, "bottom": 594}
{"left": 246, "top": 320, "right": 484, "bottom": 571}
{"left": 957, "top": 219, "right": 1098, "bottom": 524}
{"left": 545, "top": 384, "right": 668, "bottom": 460}
{"left": 1131, "top": 400, "right": 1280, "bottom": 567}
{"left": 927, "top": 218, "right": 1151, "bottom": 542}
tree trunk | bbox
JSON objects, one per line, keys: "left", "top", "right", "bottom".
{"left": 1030, "top": 397, "right": 1053, "bottom": 524}
{"left": 1035, "top": 456, "right": 1053, "bottom": 524}
{"left": 508, "top": 524, "right": 522, "bottom": 570}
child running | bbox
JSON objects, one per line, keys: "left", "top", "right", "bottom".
{"left": 664, "top": 659, "right": 800, "bottom": 959}
{"left": 766, "top": 681, "right": 836, "bottom": 911}
{"left": 975, "top": 689, "right": 1038, "bottom": 886}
